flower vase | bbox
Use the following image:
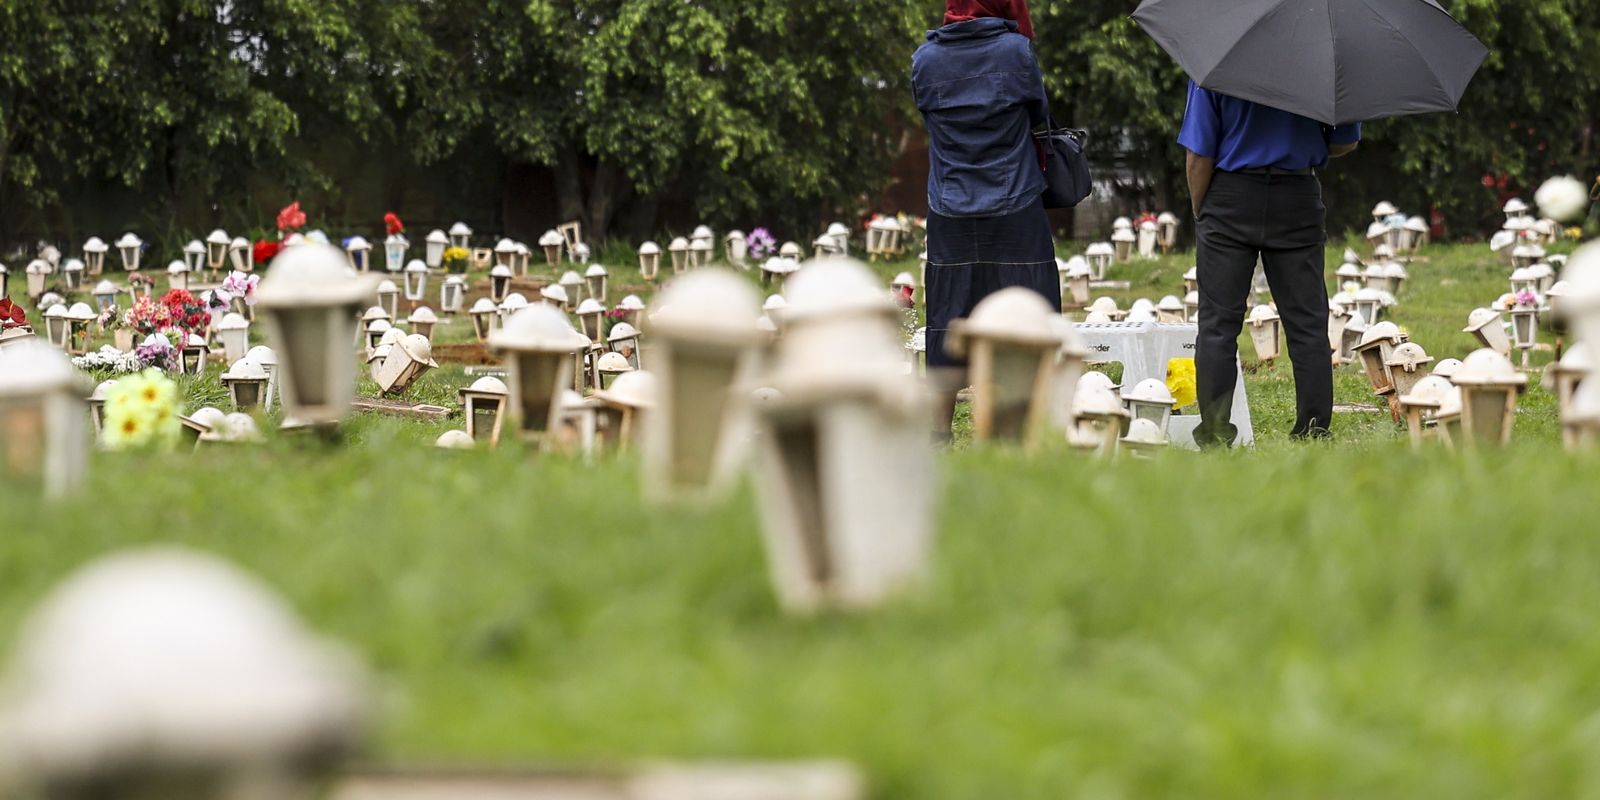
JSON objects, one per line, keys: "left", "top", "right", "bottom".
{"left": 114, "top": 329, "right": 134, "bottom": 351}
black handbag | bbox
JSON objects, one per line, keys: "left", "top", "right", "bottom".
{"left": 1034, "top": 120, "right": 1092, "bottom": 209}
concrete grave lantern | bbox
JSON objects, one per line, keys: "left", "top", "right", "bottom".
{"left": 1509, "top": 266, "right": 1538, "bottom": 297}
{"left": 447, "top": 221, "right": 473, "bottom": 250}
{"left": 891, "top": 271, "right": 917, "bottom": 298}
{"left": 440, "top": 275, "right": 467, "bottom": 314}
{"left": 1527, "top": 262, "right": 1556, "bottom": 296}
{"left": 1354, "top": 320, "right": 1407, "bottom": 399}
{"left": 1511, "top": 245, "right": 1537, "bottom": 271}
{"left": 497, "top": 294, "right": 529, "bottom": 329}
{"left": 1352, "top": 287, "right": 1385, "bottom": 326}
{"left": 1156, "top": 212, "right": 1179, "bottom": 252}
{"left": 1510, "top": 304, "right": 1540, "bottom": 367}
{"left": 606, "top": 321, "right": 643, "bottom": 370}
{"left": 87, "top": 379, "right": 116, "bottom": 435}
{"left": 585, "top": 264, "right": 609, "bottom": 303}
{"left": 0, "top": 326, "right": 37, "bottom": 351}
{"left": 1136, "top": 220, "right": 1159, "bottom": 259}
{"left": 0, "top": 262, "right": 9, "bottom": 300}
{"left": 1121, "top": 417, "right": 1170, "bottom": 456}
{"left": 592, "top": 370, "right": 655, "bottom": 453}
{"left": 511, "top": 242, "right": 532, "bottom": 276}
{"left": 1042, "top": 317, "right": 1090, "bottom": 434}
{"left": 1365, "top": 220, "right": 1392, "bottom": 248}
{"left": 25, "top": 260, "right": 49, "bottom": 301}
{"left": 1155, "top": 295, "right": 1185, "bottom": 324}
{"left": 1122, "top": 377, "right": 1177, "bottom": 435}
{"left": 82, "top": 237, "right": 108, "bottom": 276}
{"left": 181, "top": 240, "right": 205, "bottom": 275}
{"left": 199, "top": 229, "right": 227, "bottom": 275}
{"left": 424, "top": 230, "right": 449, "bottom": 268}
{"left": 1431, "top": 358, "right": 1463, "bottom": 383}
{"left": 62, "top": 258, "right": 84, "bottom": 291}
{"left": 489, "top": 304, "right": 580, "bottom": 448}
{"left": 382, "top": 234, "right": 408, "bottom": 273}
{"left": 1183, "top": 290, "right": 1200, "bottom": 323}
{"left": 595, "top": 351, "right": 633, "bottom": 390}
{"left": 558, "top": 269, "right": 585, "bottom": 306}
{"left": 1384, "top": 341, "right": 1434, "bottom": 401}
{"left": 374, "top": 279, "right": 400, "bottom": 321}
{"left": 947, "top": 287, "right": 1062, "bottom": 446}
{"left": 813, "top": 233, "right": 842, "bottom": 258}
{"left": 576, "top": 298, "right": 607, "bottom": 343}
{"left": 724, "top": 230, "right": 748, "bottom": 268}
{"left": 569, "top": 328, "right": 599, "bottom": 393}
{"left": 363, "top": 318, "right": 392, "bottom": 355}
{"left": 343, "top": 236, "right": 371, "bottom": 274}
{"left": 1111, "top": 228, "right": 1137, "bottom": 263}
{"left": 1071, "top": 382, "right": 1129, "bottom": 456}
{"left": 374, "top": 333, "right": 438, "bottom": 395}
{"left": 539, "top": 230, "right": 565, "bottom": 267}
{"left": 0, "top": 341, "right": 88, "bottom": 497}
{"left": 488, "top": 264, "right": 513, "bottom": 303}
{"left": 688, "top": 237, "right": 714, "bottom": 269}
{"left": 366, "top": 343, "right": 392, "bottom": 382}
{"left": 166, "top": 259, "right": 191, "bottom": 293}
{"left": 539, "top": 282, "right": 569, "bottom": 310}
{"left": 358, "top": 306, "right": 391, "bottom": 351}
{"left": 1246, "top": 304, "right": 1282, "bottom": 362}
{"left": 637, "top": 241, "right": 662, "bottom": 281}
{"left": 115, "top": 233, "right": 143, "bottom": 272}
{"left": 178, "top": 333, "right": 210, "bottom": 376}
{"left": 215, "top": 312, "right": 251, "bottom": 364}
{"left": 752, "top": 257, "right": 931, "bottom": 613}
{"left": 1546, "top": 342, "right": 1590, "bottom": 448}
{"left": 1463, "top": 307, "right": 1511, "bottom": 357}
{"left": 254, "top": 243, "right": 378, "bottom": 425}
{"left": 64, "top": 301, "right": 94, "bottom": 351}
{"left": 1372, "top": 200, "right": 1399, "bottom": 220}
{"left": 42, "top": 305, "right": 70, "bottom": 349}
{"left": 1056, "top": 256, "right": 1091, "bottom": 307}
{"left": 406, "top": 306, "right": 438, "bottom": 340}
{"left": 1503, "top": 197, "right": 1530, "bottom": 219}
{"left": 467, "top": 297, "right": 496, "bottom": 340}
{"left": 1559, "top": 244, "right": 1600, "bottom": 352}
{"left": 668, "top": 237, "right": 691, "bottom": 274}
{"left": 435, "top": 429, "right": 474, "bottom": 449}
{"left": 1112, "top": 216, "right": 1133, "bottom": 232}
{"left": 1382, "top": 261, "right": 1409, "bottom": 294}
{"left": 493, "top": 238, "right": 517, "bottom": 270}
{"left": 245, "top": 345, "right": 278, "bottom": 411}
{"left": 1451, "top": 348, "right": 1527, "bottom": 447}
{"left": 1403, "top": 216, "right": 1429, "bottom": 251}
{"left": 826, "top": 222, "right": 852, "bottom": 254}
{"left": 1088, "top": 296, "right": 1124, "bottom": 321}
{"left": 1398, "top": 374, "right": 1454, "bottom": 449}
{"left": 644, "top": 270, "right": 764, "bottom": 501}
{"left": 458, "top": 376, "right": 509, "bottom": 446}
{"left": 1085, "top": 242, "right": 1114, "bottom": 280}
{"left": 759, "top": 256, "right": 800, "bottom": 291}
{"left": 617, "top": 294, "right": 646, "bottom": 329}
{"left": 1339, "top": 311, "right": 1369, "bottom": 364}
{"left": 221, "top": 358, "right": 269, "bottom": 410}
{"left": 92, "top": 281, "right": 119, "bottom": 313}
{"left": 1336, "top": 261, "right": 1364, "bottom": 287}
{"left": 0, "top": 549, "right": 367, "bottom": 797}
{"left": 406, "top": 259, "right": 432, "bottom": 305}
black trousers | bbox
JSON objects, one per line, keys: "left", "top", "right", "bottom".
{"left": 1195, "top": 171, "right": 1332, "bottom": 445}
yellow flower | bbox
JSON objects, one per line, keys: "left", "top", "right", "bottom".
{"left": 101, "top": 369, "right": 181, "bottom": 451}
{"left": 1166, "top": 358, "right": 1197, "bottom": 410}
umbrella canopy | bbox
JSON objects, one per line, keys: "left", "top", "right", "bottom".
{"left": 1133, "top": 0, "right": 1488, "bottom": 126}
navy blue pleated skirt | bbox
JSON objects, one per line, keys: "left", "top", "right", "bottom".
{"left": 924, "top": 196, "right": 1060, "bottom": 369}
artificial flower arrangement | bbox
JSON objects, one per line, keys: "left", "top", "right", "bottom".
{"left": 122, "top": 296, "right": 172, "bottom": 337}
{"left": 277, "top": 201, "right": 307, "bottom": 236}
{"left": 100, "top": 368, "right": 182, "bottom": 451}
{"left": 1166, "top": 358, "right": 1198, "bottom": 411}
{"left": 747, "top": 227, "right": 778, "bottom": 261}
{"left": 385, "top": 212, "right": 405, "bottom": 236}
{"left": 121, "top": 290, "right": 209, "bottom": 345}
{"left": 0, "top": 298, "right": 28, "bottom": 330}
{"left": 128, "top": 272, "right": 156, "bottom": 298}
{"left": 442, "top": 246, "right": 471, "bottom": 274}
{"left": 253, "top": 239, "right": 283, "bottom": 267}
{"left": 219, "top": 271, "right": 260, "bottom": 311}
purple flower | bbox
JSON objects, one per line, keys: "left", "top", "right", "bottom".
{"left": 1514, "top": 290, "right": 1539, "bottom": 308}
{"left": 748, "top": 227, "right": 777, "bottom": 261}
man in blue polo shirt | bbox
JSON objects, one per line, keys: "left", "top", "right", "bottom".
{"left": 1179, "top": 80, "right": 1362, "bottom": 447}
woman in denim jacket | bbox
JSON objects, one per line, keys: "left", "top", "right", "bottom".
{"left": 913, "top": 0, "right": 1058, "bottom": 441}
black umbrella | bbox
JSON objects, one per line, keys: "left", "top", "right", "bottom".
{"left": 1132, "top": 0, "right": 1488, "bottom": 126}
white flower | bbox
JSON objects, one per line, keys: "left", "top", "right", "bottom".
{"left": 1536, "top": 176, "right": 1589, "bottom": 223}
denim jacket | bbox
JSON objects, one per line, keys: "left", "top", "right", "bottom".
{"left": 913, "top": 18, "right": 1049, "bottom": 218}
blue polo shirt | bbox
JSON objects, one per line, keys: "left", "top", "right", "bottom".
{"left": 1177, "top": 82, "right": 1361, "bottom": 172}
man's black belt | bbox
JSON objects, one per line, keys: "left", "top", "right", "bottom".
{"left": 1225, "top": 166, "right": 1316, "bottom": 176}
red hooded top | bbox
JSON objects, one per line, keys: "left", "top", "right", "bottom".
{"left": 945, "top": 0, "right": 1034, "bottom": 40}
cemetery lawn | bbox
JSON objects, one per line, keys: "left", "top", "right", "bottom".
{"left": 6, "top": 241, "right": 1598, "bottom": 798}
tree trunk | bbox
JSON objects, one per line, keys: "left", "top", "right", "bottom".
{"left": 553, "top": 144, "right": 587, "bottom": 231}
{"left": 626, "top": 192, "right": 660, "bottom": 243}
{"left": 586, "top": 160, "right": 618, "bottom": 245}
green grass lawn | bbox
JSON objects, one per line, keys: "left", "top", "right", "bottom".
{"left": 4, "top": 239, "right": 1596, "bottom": 798}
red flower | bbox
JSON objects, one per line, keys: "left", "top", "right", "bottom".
{"left": 384, "top": 212, "right": 405, "bottom": 236}
{"left": 253, "top": 240, "right": 282, "bottom": 266}
{"left": 894, "top": 285, "right": 915, "bottom": 309}
{"left": 276, "top": 201, "right": 307, "bottom": 233}
{"left": 0, "top": 298, "right": 26, "bottom": 329}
